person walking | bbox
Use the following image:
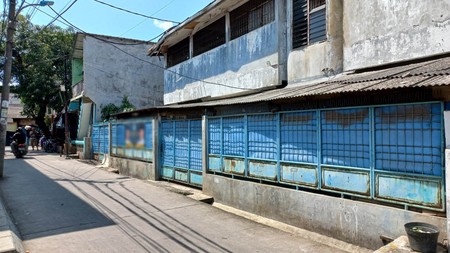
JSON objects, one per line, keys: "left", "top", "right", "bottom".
{"left": 29, "top": 128, "right": 38, "bottom": 151}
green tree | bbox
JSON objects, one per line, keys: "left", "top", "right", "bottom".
{"left": 100, "top": 96, "right": 136, "bottom": 121}
{"left": 0, "top": 14, "right": 74, "bottom": 135}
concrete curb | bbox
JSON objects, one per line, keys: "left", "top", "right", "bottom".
{"left": 0, "top": 196, "right": 24, "bottom": 253}
{"left": 146, "top": 180, "right": 371, "bottom": 252}
{"left": 94, "top": 168, "right": 397, "bottom": 252}
{"left": 213, "top": 203, "right": 373, "bottom": 253}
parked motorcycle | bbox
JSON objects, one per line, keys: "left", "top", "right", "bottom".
{"left": 11, "top": 141, "right": 28, "bottom": 158}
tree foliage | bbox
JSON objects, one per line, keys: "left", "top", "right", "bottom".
{"left": 100, "top": 96, "right": 136, "bottom": 121}
{"left": 0, "top": 14, "right": 75, "bottom": 135}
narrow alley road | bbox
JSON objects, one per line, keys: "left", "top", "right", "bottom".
{"left": 0, "top": 151, "right": 350, "bottom": 253}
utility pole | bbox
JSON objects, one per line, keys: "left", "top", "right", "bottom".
{"left": 0, "top": 1, "right": 54, "bottom": 177}
{"left": 64, "top": 59, "right": 70, "bottom": 159}
{"left": 0, "top": 0, "right": 16, "bottom": 177}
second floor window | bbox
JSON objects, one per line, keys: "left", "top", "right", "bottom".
{"left": 193, "top": 17, "right": 226, "bottom": 56}
{"left": 292, "top": 0, "right": 326, "bottom": 49}
{"left": 230, "top": 0, "right": 275, "bottom": 40}
{"left": 167, "top": 38, "right": 190, "bottom": 68}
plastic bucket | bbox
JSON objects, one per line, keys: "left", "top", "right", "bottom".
{"left": 404, "top": 222, "right": 439, "bottom": 253}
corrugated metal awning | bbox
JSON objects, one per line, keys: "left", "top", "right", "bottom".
{"left": 160, "top": 55, "right": 450, "bottom": 109}
{"left": 117, "top": 54, "right": 450, "bottom": 118}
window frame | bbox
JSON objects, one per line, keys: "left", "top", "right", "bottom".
{"left": 166, "top": 38, "right": 190, "bottom": 68}
{"left": 292, "top": 0, "right": 327, "bottom": 49}
{"left": 230, "top": 0, "right": 276, "bottom": 41}
{"left": 193, "top": 17, "right": 227, "bottom": 57}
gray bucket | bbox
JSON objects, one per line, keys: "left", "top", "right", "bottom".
{"left": 404, "top": 222, "right": 439, "bottom": 253}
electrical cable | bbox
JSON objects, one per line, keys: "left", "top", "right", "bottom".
{"left": 24, "top": 0, "right": 35, "bottom": 17}
{"left": 48, "top": 9, "right": 254, "bottom": 91}
{"left": 29, "top": 6, "right": 76, "bottom": 28}
{"left": 120, "top": 0, "right": 177, "bottom": 37}
{"left": 93, "top": 0, "right": 180, "bottom": 24}
{"left": 48, "top": 6, "right": 163, "bottom": 46}
{"left": 42, "top": 0, "right": 78, "bottom": 29}
{"left": 16, "top": 0, "right": 26, "bottom": 16}
{"left": 24, "top": 54, "right": 69, "bottom": 67}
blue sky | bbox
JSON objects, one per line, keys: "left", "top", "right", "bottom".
{"left": 2, "top": 0, "right": 213, "bottom": 41}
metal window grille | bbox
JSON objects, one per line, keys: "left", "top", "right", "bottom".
{"left": 248, "top": 114, "right": 277, "bottom": 160}
{"left": 223, "top": 116, "right": 245, "bottom": 157}
{"left": 280, "top": 111, "right": 317, "bottom": 163}
{"left": 321, "top": 108, "right": 370, "bottom": 168}
{"left": 208, "top": 118, "right": 222, "bottom": 155}
{"left": 292, "top": 0, "right": 326, "bottom": 49}
{"left": 167, "top": 38, "right": 190, "bottom": 68}
{"left": 174, "top": 121, "right": 189, "bottom": 169}
{"left": 161, "top": 121, "right": 175, "bottom": 167}
{"left": 92, "top": 126, "right": 100, "bottom": 153}
{"left": 375, "top": 104, "right": 442, "bottom": 176}
{"left": 102, "top": 125, "right": 109, "bottom": 154}
{"left": 193, "top": 17, "right": 226, "bottom": 56}
{"left": 230, "top": 0, "right": 275, "bottom": 40}
{"left": 206, "top": 102, "right": 444, "bottom": 210}
{"left": 92, "top": 124, "right": 109, "bottom": 154}
{"left": 189, "top": 120, "right": 203, "bottom": 171}
{"left": 309, "top": 0, "right": 325, "bottom": 10}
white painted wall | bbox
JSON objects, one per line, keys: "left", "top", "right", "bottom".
{"left": 83, "top": 36, "right": 164, "bottom": 121}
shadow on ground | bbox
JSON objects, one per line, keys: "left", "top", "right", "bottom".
{"left": 0, "top": 155, "right": 115, "bottom": 240}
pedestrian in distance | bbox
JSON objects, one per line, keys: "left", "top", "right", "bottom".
{"left": 29, "top": 128, "right": 38, "bottom": 151}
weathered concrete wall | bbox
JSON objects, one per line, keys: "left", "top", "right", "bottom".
{"left": 83, "top": 36, "right": 164, "bottom": 121}
{"left": 164, "top": 22, "right": 279, "bottom": 105}
{"left": 343, "top": 0, "right": 450, "bottom": 70}
{"left": 287, "top": 0, "right": 343, "bottom": 83}
{"left": 110, "top": 156, "right": 155, "bottom": 181}
{"left": 203, "top": 174, "right": 447, "bottom": 250}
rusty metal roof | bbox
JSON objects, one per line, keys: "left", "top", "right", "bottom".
{"left": 116, "top": 54, "right": 450, "bottom": 117}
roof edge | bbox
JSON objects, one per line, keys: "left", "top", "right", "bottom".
{"left": 148, "top": 0, "right": 224, "bottom": 55}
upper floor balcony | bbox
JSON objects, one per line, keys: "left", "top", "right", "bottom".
{"left": 151, "top": 0, "right": 450, "bottom": 104}
{"left": 151, "top": 0, "right": 287, "bottom": 105}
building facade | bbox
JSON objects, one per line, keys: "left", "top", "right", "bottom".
{"left": 71, "top": 33, "right": 164, "bottom": 146}
{"left": 94, "top": 0, "right": 450, "bottom": 250}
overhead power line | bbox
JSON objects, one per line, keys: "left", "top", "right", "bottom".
{"left": 30, "top": 6, "right": 75, "bottom": 28}
{"left": 93, "top": 0, "right": 180, "bottom": 24}
{"left": 46, "top": 6, "right": 253, "bottom": 91}
{"left": 43, "top": 0, "right": 78, "bottom": 29}
{"left": 120, "top": 0, "right": 177, "bottom": 37}
{"left": 49, "top": 6, "right": 162, "bottom": 46}
{"left": 26, "top": 0, "right": 40, "bottom": 20}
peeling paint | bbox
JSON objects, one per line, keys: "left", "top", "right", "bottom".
{"left": 344, "top": 0, "right": 450, "bottom": 70}
{"left": 165, "top": 23, "right": 279, "bottom": 105}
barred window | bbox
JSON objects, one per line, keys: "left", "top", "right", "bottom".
{"left": 309, "top": 0, "right": 325, "bottom": 9}
{"left": 230, "top": 0, "right": 275, "bottom": 40}
{"left": 193, "top": 17, "right": 226, "bottom": 56}
{"left": 292, "top": 0, "right": 326, "bottom": 49}
{"left": 166, "top": 38, "right": 190, "bottom": 68}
